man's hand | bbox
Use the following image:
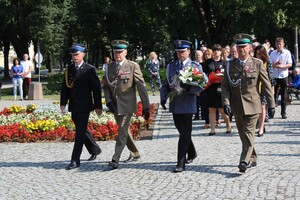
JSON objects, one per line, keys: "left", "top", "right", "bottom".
{"left": 106, "top": 101, "right": 116, "bottom": 113}
{"left": 223, "top": 105, "right": 232, "bottom": 117}
{"left": 268, "top": 107, "right": 275, "bottom": 119}
{"left": 180, "top": 81, "right": 191, "bottom": 91}
{"left": 161, "top": 100, "right": 167, "bottom": 110}
{"left": 142, "top": 108, "right": 150, "bottom": 120}
{"left": 60, "top": 106, "right": 66, "bottom": 114}
{"left": 95, "top": 109, "right": 102, "bottom": 116}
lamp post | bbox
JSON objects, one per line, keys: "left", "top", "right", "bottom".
{"left": 34, "top": 43, "right": 43, "bottom": 82}
{"left": 295, "top": 26, "right": 299, "bottom": 64}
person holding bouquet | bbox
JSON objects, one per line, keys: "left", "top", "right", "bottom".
{"left": 160, "top": 39, "right": 205, "bottom": 173}
{"left": 204, "top": 44, "right": 231, "bottom": 136}
{"left": 221, "top": 34, "right": 275, "bottom": 173}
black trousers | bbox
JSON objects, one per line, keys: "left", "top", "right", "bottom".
{"left": 173, "top": 113, "right": 196, "bottom": 167}
{"left": 199, "top": 90, "right": 209, "bottom": 124}
{"left": 22, "top": 77, "right": 31, "bottom": 99}
{"left": 194, "top": 95, "right": 201, "bottom": 118}
{"left": 71, "top": 112, "right": 100, "bottom": 162}
{"left": 274, "top": 77, "right": 288, "bottom": 116}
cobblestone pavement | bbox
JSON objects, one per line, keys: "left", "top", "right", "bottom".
{"left": 0, "top": 96, "right": 300, "bottom": 200}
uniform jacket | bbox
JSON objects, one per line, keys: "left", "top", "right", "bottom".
{"left": 160, "top": 58, "right": 204, "bottom": 114}
{"left": 102, "top": 59, "right": 150, "bottom": 115}
{"left": 221, "top": 58, "right": 275, "bottom": 116}
{"left": 60, "top": 62, "right": 102, "bottom": 113}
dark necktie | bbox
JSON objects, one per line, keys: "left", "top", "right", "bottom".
{"left": 240, "top": 61, "right": 245, "bottom": 69}
{"left": 180, "top": 61, "right": 184, "bottom": 70}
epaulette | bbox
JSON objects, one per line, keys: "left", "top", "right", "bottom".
{"left": 127, "top": 60, "right": 139, "bottom": 67}
{"left": 191, "top": 61, "right": 200, "bottom": 67}
{"left": 251, "top": 57, "right": 262, "bottom": 62}
{"left": 251, "top": 57, "right": 264, "bottom": 65}
{"left": 86, "top": 63, "right": 95, "bottom": 69}
{"left": 168, "top": 60, "right": 176, "bottom": 65}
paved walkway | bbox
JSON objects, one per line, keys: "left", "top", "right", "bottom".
{"left": 0, "top": 96, "right": 300, "bottom": 199}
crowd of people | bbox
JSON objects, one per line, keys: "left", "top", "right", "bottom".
{"left": 158, "top": 35, "right": 293, "bottom": 173}
{"left": 59, "top": 34, "right": 296, "bottom": 174}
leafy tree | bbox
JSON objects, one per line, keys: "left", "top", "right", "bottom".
{"left": 29, "top": 0, "right": 75, "bottom": 72}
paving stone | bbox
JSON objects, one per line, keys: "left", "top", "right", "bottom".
{"left": 0, "top": 96, "right": 300, "bottom": 199}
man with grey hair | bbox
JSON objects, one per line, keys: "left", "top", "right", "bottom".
{"left": 222, "top": 33, "right": 275, "bottom": 173}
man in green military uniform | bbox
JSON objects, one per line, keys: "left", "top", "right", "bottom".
{"left": 102, "top": 40, "right": 150, "bottom": 170}
{"left": 221, "top": 34, "right": 275, "bottom": 173}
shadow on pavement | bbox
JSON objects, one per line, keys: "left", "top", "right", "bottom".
{"left": 0, "top": 159, "right": 243, "bottom": 178}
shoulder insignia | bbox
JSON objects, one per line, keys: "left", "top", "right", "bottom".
{"left": 191, "top": 61, "right": 200, "bottom": 67}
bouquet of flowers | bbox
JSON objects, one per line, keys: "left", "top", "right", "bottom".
{"left": 207, "top": 70, "right": 223, "bottom": 86}
{"left": 168, "top": 66, "right": 208, "bottom": 102}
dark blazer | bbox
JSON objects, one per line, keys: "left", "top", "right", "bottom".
{"left": 60, "top": 62, "right": 102, "bottom": 112}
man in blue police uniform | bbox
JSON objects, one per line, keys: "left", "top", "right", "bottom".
{"left": 60, "top": 43, "right": 102, "bottom": 170}
{"left": 160, "top": 40, "right": 204, "bottom": 173}
{"left": 222, "top": 34, "right": 275, "bottom": 173}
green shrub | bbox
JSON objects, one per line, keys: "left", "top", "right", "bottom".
{"left": 44, "top": 73, "right": 64, "bottom": 95}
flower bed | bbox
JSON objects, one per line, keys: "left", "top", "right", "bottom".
{"left": 0, "top": 101, "right": 156, "bottom": 142}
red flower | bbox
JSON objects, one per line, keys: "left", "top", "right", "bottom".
{"left": 0, "top": 102, "right": 157, "bottom": 142}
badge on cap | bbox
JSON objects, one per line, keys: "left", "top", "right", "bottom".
{"left": 69, "top": 44, "right": 86, "bottom": 54}
{"left": 175, "top": 40, "right": 192, "bottom": 51}
{"left": 111, "top": 40, "right": 129, "bottom": 51}
{"left": 233, "top": 33, "right": 254, "bottom": 47}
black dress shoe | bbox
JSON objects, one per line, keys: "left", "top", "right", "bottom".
{"left": 186, "top": 154, "right": 197, "bottom": 164}
{"left": 173, "top": 166, "right": 185, "bottom": 173}
{"left": 185, "top": 158, "right": 194, "bottom": 164}
{"left": 256, "top": 131, "right": 264, "bottom": 137}
{"left": 247, "top": 161, "right": 257, "bottom": 168}
{"left": 108, "top": 160, "right": 119, "bottom": 170}
{"left": 87, "top": 148, "right": 102, "bottom": 161}
{"left": 193, "top": 116, "right": 200, "bottom": 121}
{"left": 124, "top": 155, "right": 140, "bottom": 163}
{"left": 66, "top": 161, "right": 80, "bottom": 170}
{"left": 208, "top": 132, "right": 216, "bottom": 136}
{"left": 238, "top": 162, "right": 247, "bottom": 173}
{"left": 256, "top": 127, "right": 266, "bottom": 137}
{"left": 282, "top": 115, "right": 287, "bottom": 119}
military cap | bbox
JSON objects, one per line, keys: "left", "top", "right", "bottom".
{"left": 233, "top": 33, "right": 254, "bottom": 47}
{"left": 111, "top": 40, "right": 129, "bottom": 51}
{"left": 174, "top": 40, "right": 192, "bottom": 51}
{"left": 69, "top": 43, "right": 86, "bottom": 54}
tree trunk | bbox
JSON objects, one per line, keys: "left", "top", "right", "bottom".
{"left": 192, "top": 0, "right": 212, "bottom": 47}
{"left": 3, "top": 38, "right": 10, "bottom": 79}
{"left": 46, "top": 52, "right": 52, "bottom": 73}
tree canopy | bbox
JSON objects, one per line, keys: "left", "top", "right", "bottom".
{"left": 0, "top": 0, "right": 299, "bottom": 78}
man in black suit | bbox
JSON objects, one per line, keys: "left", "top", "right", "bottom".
{"left": 60, "top": 43, "right": 103, "bottom": 170}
